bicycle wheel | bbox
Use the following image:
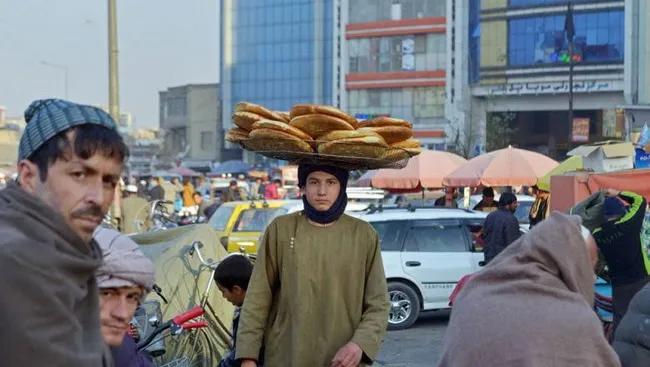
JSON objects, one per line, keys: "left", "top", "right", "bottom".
{"left": 153, "top": 328, "right": 212, "bottom": 367}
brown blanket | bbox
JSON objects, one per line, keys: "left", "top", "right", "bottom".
{"left": 438, "top": 212, "right": 620, "bottom": 367}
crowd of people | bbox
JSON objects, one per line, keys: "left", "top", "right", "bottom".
{"left": 3, "top": 97, "right": 650, "bottom": 367}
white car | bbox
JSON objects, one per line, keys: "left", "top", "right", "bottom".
{"left": 351, "top": 207, "right": 489, "bottom": 330}
{"left": 457, "top": 194, "right": 535, "bottom": 232}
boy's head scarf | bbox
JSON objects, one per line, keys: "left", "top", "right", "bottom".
{"left": 297, "top": 164, "right": 349, "bottom": 224}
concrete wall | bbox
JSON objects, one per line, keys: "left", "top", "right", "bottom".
{"left": 187, "top": 86, "right": 221, "bottom": 160}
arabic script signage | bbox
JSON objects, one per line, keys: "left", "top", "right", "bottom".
{"left": 476, "top": 80, "right": 623, "bottom": 96}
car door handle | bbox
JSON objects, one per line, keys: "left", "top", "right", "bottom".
{"left": 405, "top": 261, "right": 421, "bottom": 267}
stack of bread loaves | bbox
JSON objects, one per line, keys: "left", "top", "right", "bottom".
{"left": 226, "top": 102, "right": 420, "bottom": 163}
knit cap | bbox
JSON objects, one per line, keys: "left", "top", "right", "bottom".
{"left": 18, "top": 98, "right": 118, "bottom": 161}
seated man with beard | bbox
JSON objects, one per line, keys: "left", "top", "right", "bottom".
{"left": 94, "top": 227, "right": 156, "bottom": 367}
{"left": 438, "top": 212, "right": 621, "bottom": 367}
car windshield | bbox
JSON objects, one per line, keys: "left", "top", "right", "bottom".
{"left": 233, "top": 208, "right": 281, "bottom": 232}
{"left": 208, "top": 206, "right": 235, "bottom": 231}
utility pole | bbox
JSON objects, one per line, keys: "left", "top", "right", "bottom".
{"left": 565, "top": 2, "right": 575, "bottom": 151}
{"left": 108, "top": 0, "right": 120, "bottom": 124}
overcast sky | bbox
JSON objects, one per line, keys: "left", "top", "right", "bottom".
{"left": 0, "top": 0, "right": 220, "bottom": 128}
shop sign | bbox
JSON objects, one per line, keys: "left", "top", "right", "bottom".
{"left": 572, "top": 118, "right": 590, "bottom": 143}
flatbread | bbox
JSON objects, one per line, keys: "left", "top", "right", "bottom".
{"left": 358, "top": 126, "right": 413, "bottom": 145}
{"left": 248, "top": 128, "right": 314, "bottom": 153}
{"left": 390, "top": 138, "right": 421, "bottom": 149}
{"left": 251, "top": 119, "right": 313, "bottom": 141}
{"left": 275, "top": 111, "right": 291, "bottom": 123}
{"left": 232, "top": 111, "right": 264, "bottom": 131}
{"left": 290, "top": 104, "right": 359, "bottom": 129}
{"left": 289, "top": 114, "right": 354, "bottom": 138}
{"left": 317, "top": 136, "right": 387, "bottom": 158}
{"left": 234, "top": 102, "right": 285, "bottom": 122}
{"left": 316, "top": 129, "right": 385, "bottom": 143}
{"left": 225, "top": 127, "right": 249, "bottom": 143}
{"left": 359, "top": 116, "right": 413, "bottom": 129}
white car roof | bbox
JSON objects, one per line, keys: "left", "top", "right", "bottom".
{"left": 351, "top": 208, "right": 488, "bottom": 222}
{"left": 465, "top": 194, "right": 534, "bottom": 202}
{"left": 281, "top": 200, "right": 370, "bottom": 213}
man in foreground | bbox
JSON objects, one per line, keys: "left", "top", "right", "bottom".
{"left": 94, "top": 227, "right": 156, "bottom": 366}
{"left": 482, "top": 192, "right": 521, "bottom": 264}
{"left": 593, "top": 189, "right": 649, "bottom": 335}
{"left": 236, "top": 164, "right": 390, "bottom": 367}
{"left": 0, "top": 98, "right": 128, "bottom": 366}
{"left": 439, "top": 212, "right": 621, "bottom": 366}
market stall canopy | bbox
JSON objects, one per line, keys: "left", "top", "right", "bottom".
{"left": 211, "top": 160, "right": 249, "bottom": 176}
{"left": 443, "top": 146, "right": 558, "bottom": 187}
{"left": 536, "top": 156, "right": 583, "bottom": 192}
{"left": 368, "top": 150, "right": 467, "bottom": 191}
{"left": 167, "top": 166, "right": 201, "bottom": 177}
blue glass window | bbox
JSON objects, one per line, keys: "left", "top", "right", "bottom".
{"left": 509, "top": 0, "right": 592, "bottom": 6}
{"left": 508, "top": 10, "right": 624, "bottom": 66}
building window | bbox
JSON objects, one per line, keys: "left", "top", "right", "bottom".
{"left": 167, "top": 97, "right": 187, "bottom": 116}
{"left": 348, "top": 33, "right": 446, "bottom": 73}
{"left": 508, "top": 10, "right": 624, "bottom": 66}
{"left": 201, "top": 131, "right": 214, "bottom": 151}
{"left": 509, "top": 0, "right": 593, "bottom": 7}
{"left": 346, "top": 86, "right": 446, "bottom": 123}
{"left": 349, "top": 0, "right": 446, "bottom": 24}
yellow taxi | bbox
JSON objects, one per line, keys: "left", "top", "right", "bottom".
{"left": 208, "top": 200, "right": 289, "bottom": 254}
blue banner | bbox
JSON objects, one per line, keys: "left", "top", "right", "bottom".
{"left": 635, "top": 148, "right": 650, "bottom": 169}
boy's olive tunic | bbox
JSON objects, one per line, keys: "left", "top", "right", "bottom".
{"left": 236, "top": 212, "right": 390, "bottom": 366}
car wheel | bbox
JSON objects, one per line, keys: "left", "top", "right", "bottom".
{"left": 387, "top": 282, "right": 420, "bottom": 330}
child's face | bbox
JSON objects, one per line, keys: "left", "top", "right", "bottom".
{"left": 217, "top": 283, "right": 246, "bottom": 307}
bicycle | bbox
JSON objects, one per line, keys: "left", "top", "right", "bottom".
{"left": 137, "top": 241, "right": 256, "bottom": 365}
{"left": 134, "top": 305, "right": 209, "bottom": 367}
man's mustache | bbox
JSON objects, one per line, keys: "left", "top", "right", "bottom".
{"left": 71, "top": 205, "right": 105, "bottom": 219}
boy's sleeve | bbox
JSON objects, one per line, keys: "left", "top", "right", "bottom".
{"left": 351, "top": 230, "right": 390, "bottom": 363}
{"left": 235, "top": 220, "right": 279, "bottom": 361}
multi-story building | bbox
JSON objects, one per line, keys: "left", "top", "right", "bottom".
{"left": 340, "top": 0, "right": 449, "bottom": 150}
{"left": 159, "top": 83, "right": 237, "bottom": 167}
{"left": 450, "top": 0, "right": 648, "bottom": 159}
{"left": 220, "top": 0, "right": 337, "bottom": 164}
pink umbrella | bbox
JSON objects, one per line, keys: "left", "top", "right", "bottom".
{"left": 369, "top": 150, "right": 468, "bottom": 191}
{"left": 168, "top": 166, "right": 201, "bottom": 177}
{"left": 356, "top": 170, "right": 377, "bottom": 187}
{"left": 443, "top": 146, "right": 559, "bottom": 187}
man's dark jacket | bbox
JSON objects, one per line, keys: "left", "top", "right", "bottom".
{"left": 482, "top": 208, "right": 521, "bottom": 263}
{"left": 613, "top": 282, "right": 650, "bottom": 366}
{"left": 148, "top": 185, "right": 165, "bottom": 202}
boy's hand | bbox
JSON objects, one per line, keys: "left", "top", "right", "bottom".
{"left": 331, "top": 341, "right": 363, "bottom": 367}
{"left": 241, "top": 360, "right": 257, "bottom": 367}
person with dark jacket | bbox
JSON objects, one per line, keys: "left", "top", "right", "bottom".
{"left": 148, "top": 177, "right": 165, "bottom": 202}
{"left": 613, "top": 282, "right": 650, "bottom": 366}
{"left": 473, "top": 187, "right": 498, "bottom": 213}
{"left": 593, "top": 189, "right": 649, "bottom": 336}
{"left": 482, "top": 192, "right": 522, "bottom": 264}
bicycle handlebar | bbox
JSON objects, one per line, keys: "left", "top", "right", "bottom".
{"left": 190, "top": 241, "right": 218, "bottom": 268}
{"left": 136, "top": 306, "right": 206, "bottom": 351}
{"left": 172, "top": 306, "right": 204, "bottom": 325}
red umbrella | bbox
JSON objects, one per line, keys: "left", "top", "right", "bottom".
{"left": 168, "top": 166, "right": 201, "bottom": 177}
{"left": 443, "top": 146, "right": 558, "bottom": 187}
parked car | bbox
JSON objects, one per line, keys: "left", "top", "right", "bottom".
{"left": 457, "top": 194, "right": 535, "bottom": 232}
{"left": 350, "top": 207, "right": 489, "bottom": 330}
{"left": 208, "top": 200, "right": 289, "bottom": 254}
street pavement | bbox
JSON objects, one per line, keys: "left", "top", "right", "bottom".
{"left": 374, "top": 310, "right": 450, "bottom": 367}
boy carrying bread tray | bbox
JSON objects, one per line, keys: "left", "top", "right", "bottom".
{"left": 227, "top": 102, "right": 422, "bottom": 366}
